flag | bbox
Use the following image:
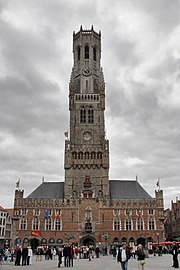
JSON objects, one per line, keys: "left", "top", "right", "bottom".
{"left": 156, "top": 178, "right": 160, "bottom": 189}
{"left": 44, "top": 209, "right": 49, "bottom": 219}
{"left": 56, "top": 214, "right": 60, "bottom": 221}
{"left": 16, "top": 178, "right": 20, "bottom": 189}
{"left": 64, "top": 131, "right": 68, "bottom": 138}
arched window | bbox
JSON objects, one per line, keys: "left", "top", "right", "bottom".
{"left": 88, "top": 108, "right": 94, "bottom": 123}
{"left": 114, "top": 219, "right": 120, "bottom": 230}
{"left": 32, "top": 217, "right": 39, "bottom": 230}
{"left": 97, "top": 152, "right": 102, "bottom": 159}
{"left": 77, "top": 46, "right": 81, "bottom": 61}
{"left": 55, "top": 219, "right": 61, "bottom": 231}
{"left": 149, "top": 217, "right": 155, "bottom": 230}
{"left": 72, "top": 152, "right": 77, "bottom": 159}
{"left": 78, "top": 152, "right": 83, "bottom": 159}
{"left": 91, "top": 152, "right": 96, "bottom": 159}
{"left": 85, "top": 45, "right": 89, "bottom": 59}
{"left": 80, "top": 108, "right": 86, "bottom": 123}
{"left": 45, "top": 217, "right": 52, "bottom": 231}
{"left": 137, "top": 218, "right": 144, "bottom": 230}
{"left": 20, "top": 217, "right": 27, "bottom": 230}
{"left": 85, "top": 152, "right": 89, "bottom": 159}
{"left": 98, "top": 190, "right": 103, "bottom": 199}
{"left": 72, "top": 190, "right": 78, "bottom": 199}
{"left": 125, "top": 218, "right": 132, "bottom": 230}
{"left": 93, "top": 47, "right": 96, "bottom": 61}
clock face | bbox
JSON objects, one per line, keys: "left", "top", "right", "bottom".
{"left": 82, "top": 67, "right": 91, "bottom": 76}
{"left": 83, "top": 132, "right": 92, "bottom": 141}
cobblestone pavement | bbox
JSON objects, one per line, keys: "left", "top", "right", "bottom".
{"left": 0, "top": 254, "right": 176, "bottom": 270}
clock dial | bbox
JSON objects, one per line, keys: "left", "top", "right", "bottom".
{"left": 82, "top": 67, "right": 92, "bottom": 76}
{"left": 83, "top": 132, "right": 92, "bottom": 141}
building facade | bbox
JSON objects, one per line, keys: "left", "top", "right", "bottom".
{"left": 0, "top": 206, "right": 13, "bottom": 248}
{"left": 164, "top": 198, "right": 180, "bottom": 241}
{"left": 13, "top": 26, "right": 165, "bottom": 251}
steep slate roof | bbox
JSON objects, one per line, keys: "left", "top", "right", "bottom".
{"left": 109, "top": 180, "right": 152, "bottom": 200}
{"left": 27, "top": 180, "right": 151, "bottom": 200}
{"left": 27, "top": 182, "right": 64, "bottom": 199}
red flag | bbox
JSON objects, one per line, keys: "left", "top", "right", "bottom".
{"left": 56, "top": 214, "right": 60, "bottom": 221}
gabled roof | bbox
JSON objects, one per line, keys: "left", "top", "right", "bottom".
{"left": 109, "top": 180, "right": 152, "bottom": 200}
{"left": 27, "top": 182, "right": 64, "bottom": 199}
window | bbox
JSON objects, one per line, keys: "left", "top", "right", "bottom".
{"left": 93, "top": 47, "right": 96, "bottom": 61}
{"left": 84, "top": 222, "right": 92, "bottom": 233}
{"left": 78, "top": 46, "right": 81, "bottom": 61}
{"left": 80, "top": 108, "right": 86, "bottom": 123}
{"left": 88, "top": 108, "right": 94, "bottom": 123}
{"left": 21, "top": 208, "right": 27, "bottom": 215}
{"left": 86, "top": 80, "right": 88, "bottom": 92}
{"left": 83, "top": 192, "right": 93, "bottom": 198}
{"left": 97, "top": 152, "right": 102, "bottom": 159}
{"left": 55, "top": 220, "right": 61, "bottom": 231}
{"left": 137, "top": 218, "right": 144, "bottom": 230}
{"left": 34, "top": 208, "right": 40, "bottom": 216}
{"left": 85, "top": 45, "right": 89, "bottom": 59}
{"left": 45, "top": 217, "right": 52, "bottom": 230}
{"left": 149, "top": 209, "right": 154, "bottom": 215}
{"left": 20, "top": 217, "right": 27, "bottom": 230}
{"left": 125, "top": 218, "right": 132, "bottom": 230}
{"left": 32, "top": 217, "right": 39, "bottom": 230}
{"left": 149, "top": 217, "right": 155, "bottom": 230}
{"left": 114, "top": 219, "right": 120, "bottom": 231}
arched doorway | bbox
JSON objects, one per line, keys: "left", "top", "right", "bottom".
{"left": 80, "top": 235, "right": 96, "bottom": 246}
{"left": 30, "top": 238, "right": 40, "bottom": 253}
{"left": 137, "top": 237, "right": 146, "bottom": 247}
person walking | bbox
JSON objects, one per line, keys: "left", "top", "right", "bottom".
{"left": 63, "top": 244, "right": 70, "bottom": 267}
{"left": 69, "top": 244, "right": 74, "bottom": 267}
{"left": 57, "top": 248, "right": 63, "bottom": 268}
{"left": 27, "top": 246, "right": 33, "bottom": 265}
{"left": 15, "top": 246, "right": 22, "bottom": 266}
{"left": 171, "top": 241, "right": 179, "bottom": 268}
{"left": 117, "top": 244, "right": 131, "bottom": 270}
{"left": 22, "top": 246, "right": 28, "bottom": 265}
{"left": 136, "top": 244, "right": 145, "bottom": 270}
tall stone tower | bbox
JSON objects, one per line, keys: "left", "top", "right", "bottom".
{"left": 64, "top": 26, "right": 109, "bottom": 200}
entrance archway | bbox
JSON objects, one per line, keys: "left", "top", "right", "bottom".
{"left": 137, "top": 237, "right": 146, "bottom": 247}
{"left": 80, "top": 235, "right": 96, "bottom": 246}
{"left": 30, "top": 238, "right": 40, "bottom": 252}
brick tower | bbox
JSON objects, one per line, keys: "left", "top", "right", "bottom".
{"left": 64, "top": 26, "right": 110, "bottom": 200}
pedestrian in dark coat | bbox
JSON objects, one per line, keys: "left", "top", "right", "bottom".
{"left": 171, "top": 242, "right": 179, "bottom": 268}
{"left": 63, "top": 244, "right": 70, "bottom": 267}
{"left": 58, "top": 248, "right": 63, "bottom": 267}
{"left": 22, "top": 246, "right": 28, "bottom": 265}
{"left": 15, "top": 246, "right": 22, "bottom": 266}
{"left": 136, "top": 244, "right": 145, "bottom": 270}
{"left": 117, "top": 244, "right": 131, "bottom": 270}
{"left": 69, "top": 244, "right": 74, "bottom": 267}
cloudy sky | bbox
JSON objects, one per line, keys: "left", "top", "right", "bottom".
{"left": 0, "top": 0, "right": 180, "bottom": 209}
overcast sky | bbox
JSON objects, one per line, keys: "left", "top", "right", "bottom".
{"left": 0, "top": 0, "right": 180, "bottom": 209}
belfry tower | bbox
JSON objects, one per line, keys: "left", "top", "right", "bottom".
{"left": 64, "top": 26, "right": 109, "bottom": 200}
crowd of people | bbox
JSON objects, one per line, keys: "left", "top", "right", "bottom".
{"left": 0, "top": 241, "right": 179, "bottom": 268}
{"left": 116, "top": 241, "right": 180, "bottom": 270}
